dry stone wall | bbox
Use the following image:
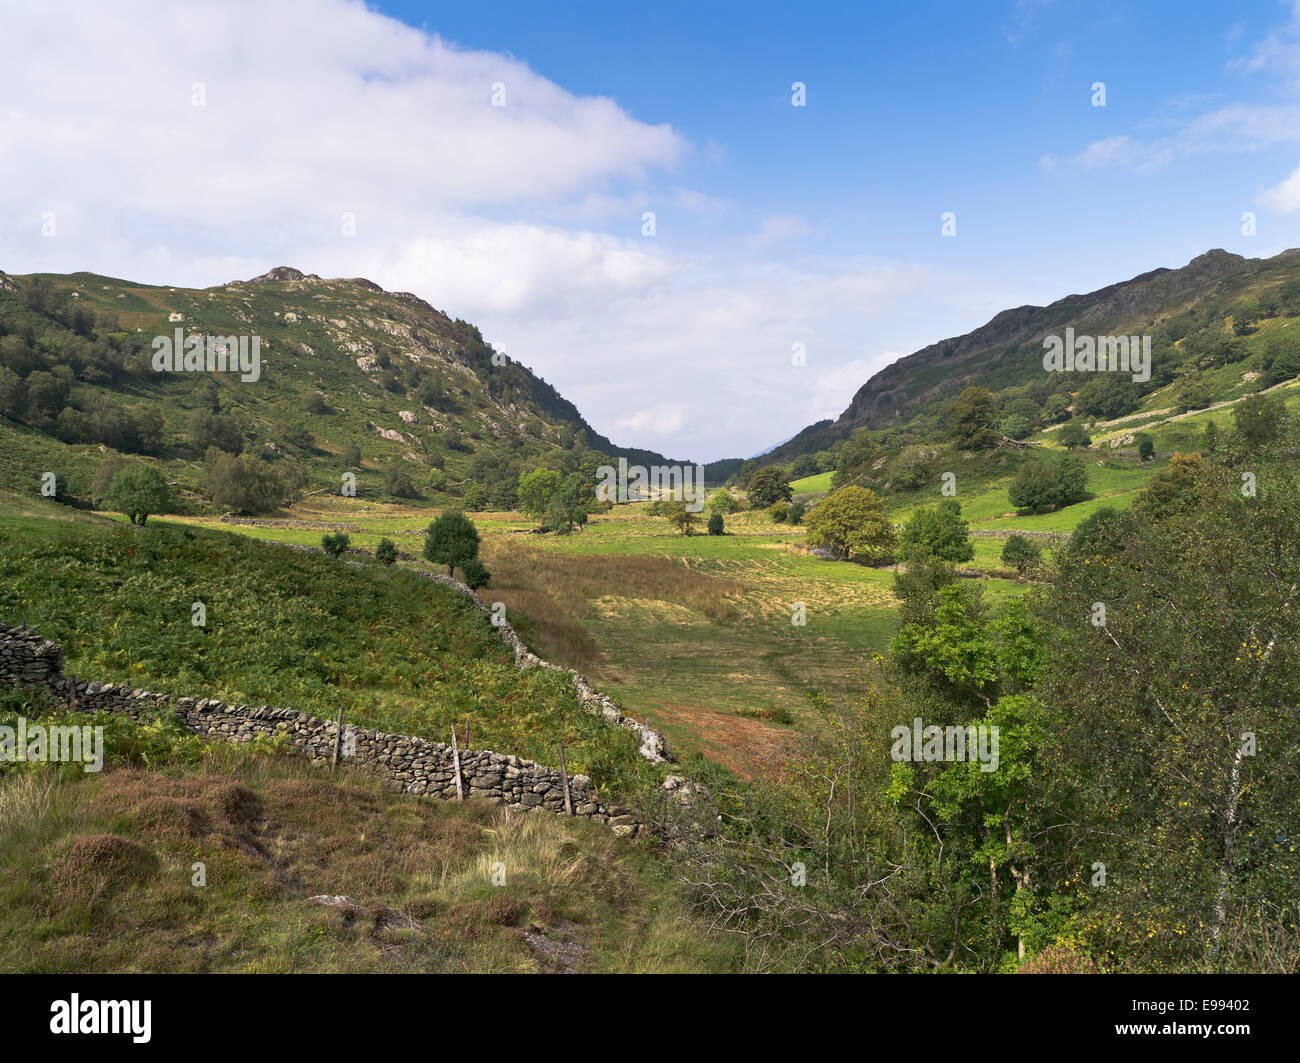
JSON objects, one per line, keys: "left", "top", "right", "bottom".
{"left": 0, "top": 621, "right": 652, "bottom": 837}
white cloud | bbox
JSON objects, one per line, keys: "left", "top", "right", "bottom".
{"left": 1260, "top": 162, "right": 1300, "bottom": 212}
{"left": 0, "top": 0, "right": 1004, "bottom": 462}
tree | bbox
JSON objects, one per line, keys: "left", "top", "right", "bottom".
{"left": 384, "top": 465, "right": 418, "bottom": 498}
{"left": 1000, "top": 534, "right": 1042, "bottom": 578}
{"left": 946, "top": 386, "right": 1000, "bottom": 450}
{"left": 707, "top": 511, "right": 724, "bottom": 536}
{"left": 462, "top": 483, "right": 488, "bottom": 511}
{"left": 103, "top": 464, "right": 169, "bottom": 526}
{"left": 1057, "top": 421, "right": 1091, "bottom": 450}
{"left": 788, "top": 500, "right": 806, "bottom": 524}
{"left": 662, "top": 499, "right": 699, "bottom": 536}
{"left": 0, "top": 366, "right": 26, "bottom": 420}
{"left": 709, "top": 490, "right": 738, "bottom": 515}
{"left": 423, "top": 510, "right": 481, "bottom": 578}
{"left": 770, "top": 500, "right": 789, "bottom": 523}
{"left": 1232, "top": 393, "right": 1288, "bottom": 448}
{"left": 321, "top": 532, "right": 350, "bottom": 557}
{"left": 898, "top": 499, "right": 974, "bottom": 564}
{"left": 747, "top": 466, "right": 793, "bottom": 508}
{"left": 1074, "top": 375, "right": 1141, "bottom": 420}
{"left": 342, "top": 441, "right": 362, "bottom": 468}
{"left": 189, "top": 409, "right": 244, "bottom": 454}
{"left": 518, "top": 468, "right": 562, "bottom": 519}
{"left": 206, "top": 451, "right": 288, "bottom": 515}
{"left": 1008, "top": 455, "right": 1088, "bottom": 513}
{"left": 375, "top": 537, "right": 397, "bottom": 566}
{"left": 1136, "top": 433, "right": 1155, "bottom": 462}
{"left": 804, "top": 486, "right": 895, "bottom": 564}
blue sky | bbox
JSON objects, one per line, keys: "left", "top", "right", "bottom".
{"left": 5, "top": 0, "right": 1300, "bottom": 460}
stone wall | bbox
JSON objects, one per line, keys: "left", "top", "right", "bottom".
{"left": 0, "top": 621, "right": 655, "bottom": 837}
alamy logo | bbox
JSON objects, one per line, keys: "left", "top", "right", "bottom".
{"left": 890, "top": 717, "right": 1000, "bottom": 772}
{"left": 151, "top": 328, "right": 261, "bottom": 382}
{"left": 595, "top": 458, "right": 707, "bottom": 512}
{"left": 1042, "top": 327, "right": 1150, "bottom": 383}
{"left": 0, "top": 717, "right": 103, "bottom": 772}
{"left": 50, "top": 995, "right": 151, "bottom": 1043}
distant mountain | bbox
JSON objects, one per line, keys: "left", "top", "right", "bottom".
{"left": 763, "top": 247, "right": 1300, "bottom": 463}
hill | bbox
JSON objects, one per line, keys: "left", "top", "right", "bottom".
{"left": 0, "top": 267, "right": 684, "bottom": 513}
{"left": 763, "top": 247, "right": 1300, "bottom": 464}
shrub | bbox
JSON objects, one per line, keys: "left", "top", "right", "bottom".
{"left": 374, "top": 538, "right": 397, "bottom": 566}
{"left": 787, "top": 500, "right": 806, "bottom": 524}
{"left": 1001, "top": 534, "right": 1042, "bottom": 577}
{"left": 1136, "top": 433, "right": 1154, "bottom": 461}
{"left": 897, "top": 499, "right": 973, "bottom": 563}
{"left": 384, "top": 465, "right": 418, "bottom": 498}
{"left": 1008, "top": 455, "right": 1088, "bottom": 513}
{"left": 1058, "top": 421, "right": 1091, "bottom": 450}
{"left": 770, "top": 500, "right": 789, "bottom": 523}
{"left": 321, "top": 532, "right": 350, "bottom": 557}
{"left": 461, "top": 557, "right": 491, "bottom": 590}
{"left": 707, "top": 512, "right": 724, "bottom": 536}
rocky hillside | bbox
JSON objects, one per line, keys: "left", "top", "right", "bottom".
{"left": 0, "top": 266, "right": 680, "bottom": 506}
{"left": 764, "top": 247, "right": 1300, "bottom": 462}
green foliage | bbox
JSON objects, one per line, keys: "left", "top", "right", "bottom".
{"left": 383, "top": 465, "right": 418, "bottom": 498}
{"left": 1000, "top": 534, "right": 1041, "bottom": 576}
{"left": 205, "top": 451, "right": 289, "bottom": 516}
{"left": 518, "top": 468, "right": 562, "bottom": 520}
{"left": 897, "top": 499, "right": 974, "bottom": 564}
{"left": 461, "top": 556, "right": 491, "bottom": 590}
{"left": 661, "top": 499, "right": 699, "bottom": 536}
{"left": 1008, "top": 454, "right": 1088, "bottom": 513}
{"left": 423, "top": 510, "right": 481, "bottom": 577}
{"left": 769, "top": 500, "right": 789, "bottom": 523}
{"left": 103, "top": 464, "right": 169, "bottom": 526}
{"left": 1057, "top": 421, "right": 1091, "bottom": 450}
{"left": 747, "top": 466, "right": 793, "bottom": 508}
{"left": 321, "top": 532, "right": 350, "bottom": 557}
{"left": 804, "top": 486, "right": 895, "bottom": 564}
{"left": 1232, "top": 393, "right": 1288, "bottom": 448}
{"left": 707, "top": 511, "right": 724, "bottom": 535}
{"left": 374, "top": 537, "right": 397, "bottom": 566}
{"left": 946, "top": 386, "right": 1000, "bottom": 450}
{"left": 1136, "top": 433, "right": 1155, "bottom": 461}
{"left": 787, "top": 500, "right": 806, "bottom": 524}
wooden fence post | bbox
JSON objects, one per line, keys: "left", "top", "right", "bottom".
{"left": 557, "top": 741, "right": 573, "bottom": 816}
{"left": 450, "top": 727, "right": 464, "bottom": 801}
{"left": 331, "top": 705, "right": 345, "bottom": 770}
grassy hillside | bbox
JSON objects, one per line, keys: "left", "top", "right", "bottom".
{"left": 0, "top": 268, "right": 681, "bottom": 510}
{"left": 766, "top": 246, "right": 1300, "bottom": 464}
{"left": 0, "top": 492, "right": 653, "bottom": 793}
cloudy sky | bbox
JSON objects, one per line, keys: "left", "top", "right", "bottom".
{"left": 4, "top": 0, "right": 1300, "bottom": 461}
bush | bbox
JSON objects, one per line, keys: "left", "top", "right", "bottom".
{"left": 1008, "top": 455, "right": 1088, "bottom": 513}
{"left": 189, "top": 410, "right": 244, "bottom": 455}
{"left": 384, "top": 465, "right": 418, "bottom": 498}
{"left": 709, "top": 491, "right": 738, "bottom": 514}
{"left": 461, "top": 557, "right": 491, "bottom": 590}
{"left": 787, "top": 500, "right": 806, "bottom": 524}
{"left": 1136, "top": 433, "right": 1154, "bottom": 461}
{"left": 374, "top": 538, "right": 397, "bottom": 566}
{"left": 770, "top": 500, "right": 789, "bottom": 523}
{"left": 707, "top": 512, "right": 724, "bottom": 536}
{"left": 342, "top": 441, "right": 362, "bottom": 468}
{"left": 897, "top": 499, "right": 973, "bottom": 563}
{"left": 321, "top": 532, "right": 350, "bottom": 557}
{"left": 1001, "top": 534, "right": 1042, "bottom": 577}
{"left": 205, "top": 451, "right": 289, "bottom": 515}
